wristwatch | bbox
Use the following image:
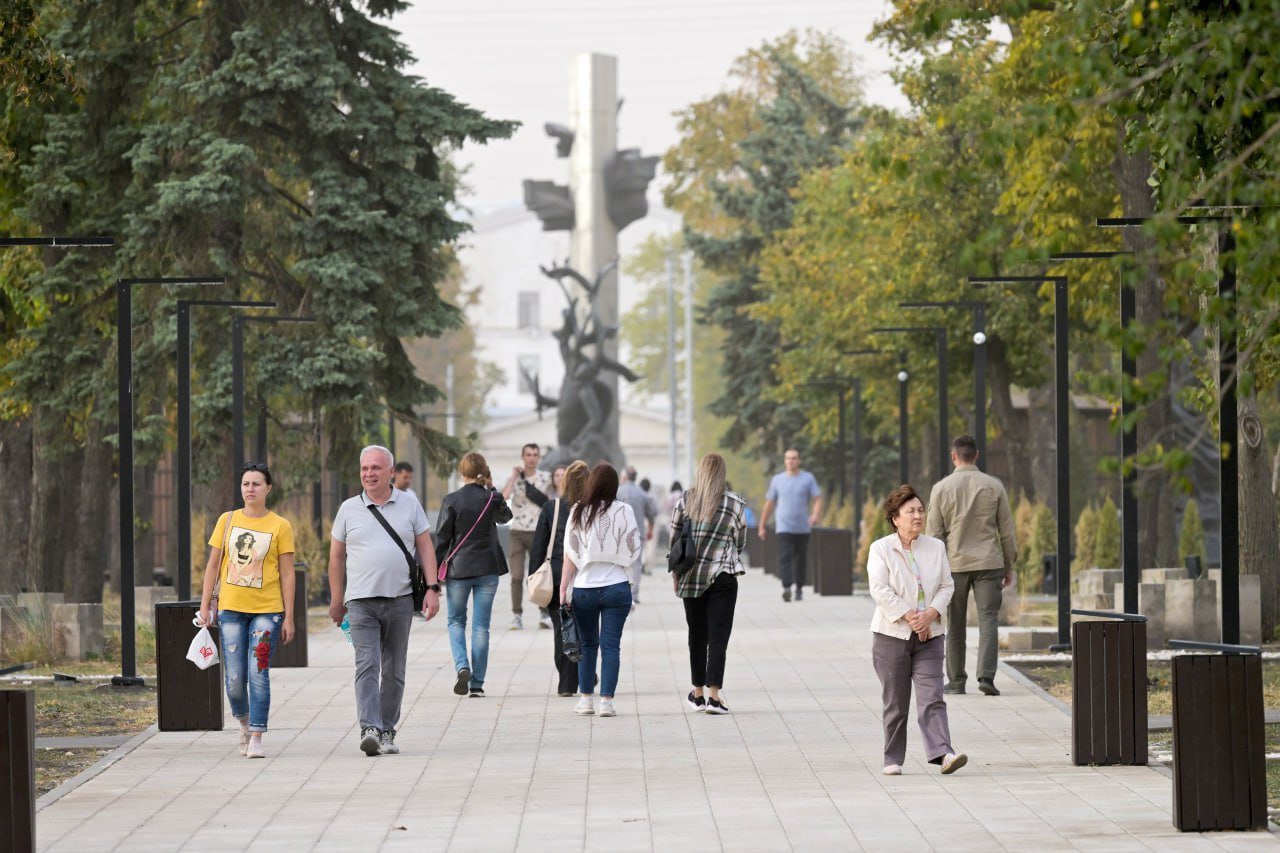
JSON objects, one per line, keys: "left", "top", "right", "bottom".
{"left": 426, "top": 583, "right": 442, "bottom": 594}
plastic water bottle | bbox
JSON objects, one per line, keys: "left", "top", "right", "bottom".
{"left": 340, "top": 614, "right": 353, "bottom": 645}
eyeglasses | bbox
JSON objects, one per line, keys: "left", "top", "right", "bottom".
{"left": 241, "top": 462, "right": 270, "bottom": 474}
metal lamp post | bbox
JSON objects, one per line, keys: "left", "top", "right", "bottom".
{"left": 873, "top": 326, "right": 949, "bottom": 480}
{"left": 800, "top": 377, "right": 856, "bottom": 505}
{"left": 1049, "top": 251, "right": 1139, "bottom": 614}
{"left": 840, "top": 349, "right": 893, "bottom": 515}
{"left": 1098, "top": 211, "right": 1241, "bottom": 642}
{"left": 117, "top": 276, "right": 224, "bottom": 686}
{"left": 175, "top": 299, "right": 275, "bottom": 599}
{"left": 900, "top": 301, "right": 988, "bottom": 469}
{"left": 970, "top": 275, "right": 1072, "bottom": 650}
{"left": 231, "top": 315, "right": 317, "bottom": 508}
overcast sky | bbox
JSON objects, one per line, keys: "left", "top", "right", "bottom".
{"left": 391, "top": 0, "right": 909, "bottom": 214}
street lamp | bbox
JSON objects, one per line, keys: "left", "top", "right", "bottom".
{"left": 117, "top": 276, "right": 225, "bottom": 686}
{"left": 900, "top": 301, "right": 988, "bottom": 469}
{"left": 1098, "top": 210, "right": 1242, "bottom": 642}
{"left": 231, "top": 314, "right": 317, "bottom": 508}
{"left": 873, "top": 326, "right": 949, "bottom": 480}
{"left": 970, "top": 274, "right": 1072, "bottom": 650}
{"left": 840, "top": 349, "right": 893, "bottom": 516}
{"left": 175, "top": 299, "right": 276, "bottom": 599}
{"left": 1049, "top": 251, "right": 1139, "bottom": 614}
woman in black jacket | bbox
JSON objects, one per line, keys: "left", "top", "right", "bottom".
{"left": 435, "top": 452, "right": 513, "bottom": 698}
{"left": 528, "top": 459, "right": 588, "bottom": 696}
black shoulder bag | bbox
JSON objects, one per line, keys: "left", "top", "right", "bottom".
{"left": 667, "top": 517, "right": 697, "bottom": 576}
{"left": 367, "top": 504, "right": 428, "bottom": 611}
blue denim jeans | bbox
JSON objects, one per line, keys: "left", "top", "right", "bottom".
{"left": 446, "top": 575, "right": 499, "bottom": 689}
{"left": 572, "top": 581, "right": 632, "bottom": 697}
{"left": 218, "top": 610, "right": 281, "bottom": 732}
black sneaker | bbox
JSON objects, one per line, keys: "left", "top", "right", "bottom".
{"left": 795, "top": 588, "right": 803, "bottom": 601}
{"left": 359, "top": 726, "right": 381, "bottom": 756}
{"left": 454, "top": 667, "right": 471, "bottom": 696}
{"left": 978, "top": 679, "right": 1000, "bottom": 696}
{"left": 706, "top": 697, "right": 731, "bottom": 715}
{"left": 687, "top": 691, "right": 706, "bottom": 712}
{"left": 782, "top": 588, "right": 792, "bottom": 602}
{"left": 469, "top": 687, "right": 485, "bottom": 698}
{"left": 943, "top": 682, "right": 966, "bottom": 695}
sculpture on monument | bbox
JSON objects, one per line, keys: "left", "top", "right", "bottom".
{"left": 522, "top": 259, "right": 641, "bottom": 467}
{"left": 521, "top": 53, "right": 659, "bottom": 469}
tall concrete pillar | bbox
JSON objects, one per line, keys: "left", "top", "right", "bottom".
{"left": 568, "top": 53, "right": 620, "bottom": 452}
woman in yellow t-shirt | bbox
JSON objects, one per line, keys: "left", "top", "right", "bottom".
{"left": 199, "top": 462, "right": 296, "bottom": 759}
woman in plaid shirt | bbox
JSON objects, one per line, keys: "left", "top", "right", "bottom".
{"left": 670, "top": 453, "right": 747, "bottom": 715}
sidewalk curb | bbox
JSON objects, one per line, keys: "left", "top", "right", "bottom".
{"left": 36, "top": 725, "right": 157, "bottom": 811}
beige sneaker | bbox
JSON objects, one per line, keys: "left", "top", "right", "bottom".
{"left": 941, "top": 753, "right": 967, "bottom": 775}
{"left": 882, "top": 764, "right": 902, "bottom": 776}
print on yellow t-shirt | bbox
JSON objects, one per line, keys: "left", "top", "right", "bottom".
{"left": 209, "top": 510, "right": 295, "bottom": 613}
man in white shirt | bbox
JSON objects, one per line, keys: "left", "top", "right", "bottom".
{"left": 501, "top": 443, "right": 551, "bottom": 629}
{"left": 328, "top": 445, "right": 439, "bottom": 757}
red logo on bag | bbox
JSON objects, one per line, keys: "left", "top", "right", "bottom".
{"left": 199, "top": 646, "right": 214, "bottom": 660}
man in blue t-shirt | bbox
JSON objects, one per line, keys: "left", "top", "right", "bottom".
{"left": 757, "top": 448, "right": 823, "bottom": 602}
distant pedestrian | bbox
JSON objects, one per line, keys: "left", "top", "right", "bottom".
{"left": 617, "top": 466, "right": 658, "bottom": 603}
{"left": 529, "top": 460, "right": 590, "bottom": 696}
{"left": 757, "top": 448, "right": 823, "bottom": 601}
{"left": 327, "top": 446, "right": 440, "bottom": 757}
{"left": 393, "top": 461, "right": 416, "bottom": 499}
{"left": 198, "top": 462, "right": 296, "bottom": 759}
{"left": 926, "top": 435, "right": 1018, "bottom": 697}
{"left": 501, "top": 443, "right": 552, "bottom": 630}
{"left": 658, "top": 480, "right": 683, "bottom": 552}
{"left": 671, "top": 453, "right": 746, "bottom": 716}
{"left": 549, "top": 464, "right": 568, "bottom": 499}
{"left": 435, "top": 453, "right": 513, "bottom": 698}
{"left": 868, "top": 484, "right": 966, "bottom": 776}
{"left": 561, "top": 463, "right": 642, "bottom": 717}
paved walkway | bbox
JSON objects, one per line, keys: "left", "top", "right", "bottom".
{"left": 36, "top": 568, "right": 1279, "bottom": 851}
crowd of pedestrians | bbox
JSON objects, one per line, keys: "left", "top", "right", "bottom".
{"left": 197, "top": 433, "right": 1015, "bottom": 778}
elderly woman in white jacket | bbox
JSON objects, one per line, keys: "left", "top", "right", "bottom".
{"left": 867, "top": 484, "right": 967, "bottom": 777}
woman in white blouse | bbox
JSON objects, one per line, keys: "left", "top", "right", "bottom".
{"left": 867, "top": 484, "right": 967, "bottom": 776}
{"left": 561, "top": 463, "right": 642, "bottom": 718}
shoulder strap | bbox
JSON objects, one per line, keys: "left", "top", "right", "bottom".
{"left": 442, "top": 490, "right": 496, "bottom": 567}
{"left": 550, "top": 498, "right": 562, "bottom": 533}
{"left": 367, "top": 503, "right": 418, "bottom": 577}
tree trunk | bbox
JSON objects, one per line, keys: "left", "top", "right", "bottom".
{"left": 1239, "top": 393, "right": 1280, "bottom": 638}
{"left": 986, "top": 338, "right": 1034, "bottom": 501}
{"left": 0, "top": 416, "right": 33, "bottom": 596}
{"left": 1112, "top": 141, "right": 1181, "bottom": 568}
{"left": 69, "top": 417, "right": 114, "bottom": 603}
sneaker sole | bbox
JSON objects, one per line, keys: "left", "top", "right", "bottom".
{"left": 941, "top": 754, "right": 968, "bottom": 775}
{"left": 705, "top": 707, "right": 731, "bottom": 715}
{"left": 598, "top": 709, "right": 616, "bottom": 717}
{"left": 360, "top": 735, "right": 380, "bottom": 757}
{"left": 687, "top": 702, "right": 706, "bottom": 712}
{"left": 575, "top": 706, "right": 595, "bottom": 716}
{"left": 454, "top": 669, "right": 471, "bottom": 696}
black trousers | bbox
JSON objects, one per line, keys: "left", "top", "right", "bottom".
{"left": 777, "top": 533, "right": 809, "bottom": 589}
{"left": 683, "top": 572, "right": 739, "bottom": 688}
{"left": 547, "top": 596, "right": 579, "bottom": 694}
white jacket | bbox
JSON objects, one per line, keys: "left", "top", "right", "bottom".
{"left": 867, "top": 533, "right": 954, "bottom": 640}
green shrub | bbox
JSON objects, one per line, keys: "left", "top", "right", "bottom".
{"left": 1031, "top": 502, "right": 1056, "bottom": 580}
{"left": 1179, "top": 498, "right": 1208, "bottom": 566}
{"left": 1072, "top": 503, "right": 1098, "bottom": 573}
{"left": 1094, "top": 496, "right": 1121, "bottom": 569}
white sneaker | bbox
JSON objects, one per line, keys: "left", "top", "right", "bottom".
{"left": 598, "top": 699, "right": 616, "bottom": 717}
{"left": 511, "top": 614, "right": 523, "bottom": 630}
{"left": 941, "top": 753, "right": 968, "bottom": 775}
{"left": 539, "top": 613, "right": 553, "bottom": 629}
{"left": 882, "top": 764, "right": 902, "bottom": 776}
{"left": 246, "top": 734, "right": 265, "bottom": 759}
{"left": 575, "top": 695, "right": 595, "bottom": 715}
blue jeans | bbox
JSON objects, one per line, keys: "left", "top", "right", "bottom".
{"left": 218, "top": 610, "right": 281, "bottom": 732}
{"left": 572, "top": 581, "right": 632, "bottom": 697}
{"left": 446, "top": 575, "right": 499, "bottom": 689}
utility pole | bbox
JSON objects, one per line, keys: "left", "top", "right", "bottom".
{"left": 683, "top": 251, "right": 695, "bottom": 482}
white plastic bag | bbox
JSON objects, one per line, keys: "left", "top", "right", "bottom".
{"left": 186, "top": 618, "right": 219, "bottom": 670}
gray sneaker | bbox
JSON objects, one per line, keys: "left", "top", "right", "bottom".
{"left": 511, "top": 613, "right": 523, "bottom": 630}
{"left": 379, "top": 729, "right": 399, "bottom": 755}
{"left": 359, "top": 727, "right": 380, "bottom": 757}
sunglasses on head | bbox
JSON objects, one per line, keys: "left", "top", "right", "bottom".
{"left": 241, "top": 462, "right": 270, "bottom": 474}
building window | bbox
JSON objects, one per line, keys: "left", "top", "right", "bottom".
{"left": 518, "top": 291, "right": 540, "bottom": 330}
{"left": 517, "top": 355, "right": 541, "bottom": 393}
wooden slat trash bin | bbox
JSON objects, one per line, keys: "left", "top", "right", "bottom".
{"left": 1071, "top": 609, "right": 1147, "bottom": 766}
{"left": 272, "top": 569, "right": 308, "bottom": 668}
{"left": 155, "top": 601, "right": 224, "bottom": 731}
{"left": 1169, "top": 639, "right": 1266, "bottom": 832}
{"left": 1, "top": 688, "right": 36, "bottom": 852}
{"left": 812, "top": 527, "right": 853, "bottom": 596}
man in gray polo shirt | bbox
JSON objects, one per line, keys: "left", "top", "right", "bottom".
{"left": 328, "top": 445, "right": 439, "bottom": 756}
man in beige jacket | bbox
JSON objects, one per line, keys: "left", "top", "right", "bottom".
{"left": 925, "top": 435, "right": 1018, "bottom": 696}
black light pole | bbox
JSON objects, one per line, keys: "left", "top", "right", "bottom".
{"left": 971, "top": 275, "right": 1071, "bottom": 649}
{"left": 897, "top": 352, "right": 910, "bottom": 484}
{"left": 0, "top": 236, "right": 114, "bottom": 248}
{"left": 873, "top": 326, "right": 949, "bottom": 479}
{"left": 231, "top": 315, "right": 317, "bottom": 508}
{"left": 900, "top": 301, "right": 988, "bottom": 469}
{"left": 175, "top": 299, "right": 275, "bottom": 599}
{"left": 800, "top": 377, "right": 855, "bottom": 504}
{"left": 1098, "top": 212, "right": 1239, "bottom": 642}
{"left": 117, "top": 276, "right": 224, "bottom": 686}
{"left": 840, "top": 349, "right": 892, "bottom": 515}
{"left": 1050, "top": 251, "right": 1139, "bottom": 614}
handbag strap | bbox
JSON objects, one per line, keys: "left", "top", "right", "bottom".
{"left": 440, "top": 490, "right": 496, "bottom": 579}
{"left": 549, "top": 498, "right": 562, "bottom": 541}
{"left": 366, "top": 503, "right": 418, "bottom": 581}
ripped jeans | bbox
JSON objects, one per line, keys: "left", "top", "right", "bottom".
{"left": 218, "top": 610, "right": 281, "bottom": 732}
